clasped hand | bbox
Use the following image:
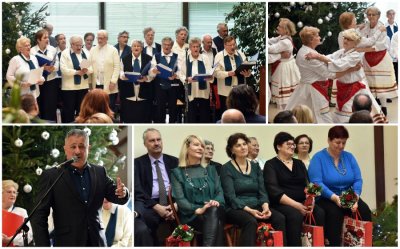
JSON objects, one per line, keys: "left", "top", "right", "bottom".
{"left": 195, "top": 200, "right": 219, "bottom": 215}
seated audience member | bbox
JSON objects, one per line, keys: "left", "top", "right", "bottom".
{"left": 220, "top": 109, "right": 246, "bottom": 123}
{"left": 3, "top": 108, "right": 30, "bottom": 123}
{"left": 171, "top": 135, "right": 225, "bottom": 246}
{"left": 226, "top": 84, "right": 266, "bottom": 123}
{"left": 20, "top": 94, "right": 45, "bottom": 123}
{"left": 101, "top": 199, "right": 133, "bottom": 247}
{"left": 221, "top": 133, "right": 286, "bottom": 246}
{"left": 294, "top": 134, "right": 313, "bottom": 168}
{"left": 204, "top": 140, "right": 223, "bottom": 175}
{"left": 264, "top": 132, "right": 325, "bottom": 246}
{"left": 352, "top": 93, "right": 388, "bottom": 123}
{"left": 2, "top": 180, "right": 33, "bottom": 246}
{"left": 308, "top": 126, "right": 372, "bottom": 246}
{"left": 75, "top": 89, "right": 114, "bottom": 123}
{"left": 349, "top": 110, "right": 373, "bottom": 123}
{"left": 273, "top": 110, "right": 298, "bottom": 123}
{"left": 85, "top": 112, "right": 113, "bottom": 123}
{"left": 247, "top": 137, "right": 267, "bottom": 170}
{"left": 292, "top": 104, "right": 315, "bottom": 123}
{"left": 134, "top": 209, "right": 153, "bottom": 247}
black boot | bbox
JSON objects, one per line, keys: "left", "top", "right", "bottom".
{"left": 381, "top": 107, "right": 387, "bottom": 116}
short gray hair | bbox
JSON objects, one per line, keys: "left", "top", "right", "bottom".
{"left": 189, "top": 37, "right": 201, "bottom": 46}
{"left": 175, "top": 26, "right": 188, "bottom": 36}
{"left": 143, "top": 27, "right": 155, "bottom": 36}
{"left": 69, "top": 35, "right": 83, "bottom": 45}
{"left": 217, "top": 23, "right": 228, "bottom": 31}
{"left": 65, "top": 129, "right": 89, "bottom": 145}
{"left": 142, "top": 128, "right": 161, "bottom": 143}
{"left": 131, "top": 39, "right": 143, "bottom": 48}
{"left": 161, "top": 36, "right": 174, "bottom": 45}
{"left": 97, "top": 29, "right": 108, "bottom": 38}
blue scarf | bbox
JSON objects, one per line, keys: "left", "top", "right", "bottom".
{"left": 70, "top": 51, "right": 88, "bottom": 85}
{"left": 105, "top": 207, "right": 118, "bottom": 247}
{"left": 187, "top": 59, "right": 206, "bottom": 96}
{"left": 19, "top": 53, "right": 36, "bottom": 91}
{"left": 38, "top": 50, "right": 49, "bottom": 80}
{"left": 155, "top": 53, "right": 178, "bottom": 89}
{"left": 224, "top": 52, "right": 243, "bottom": 86}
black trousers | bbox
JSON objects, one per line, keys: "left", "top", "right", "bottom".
{"left": 189, "top": 206, "right": 225, "bottom": 246}
{"left": 316, "top": 197, "right": 371, "bottom": 246}
{"left": 61, "top": 89, "right": 88, "bottom": 123}
{"left": 188, "top": 98, "right": 211, "bottom": 123}
{"left": 120, "top": 99, "right": 152, "bottom": 123}
{"left": 134, "top": 216, "right": 154, "bottom": 247}
{"left": 154, "top": 86, "right": 178, "bottom": 123}
{"left": 38, "top": 79, "right": 59, "bottom": 122}
{"left": 226, "top": 207, "right": 286, "bottom": 246}
{"left": 273, "top": 204, "right": 325, "bottom": 246}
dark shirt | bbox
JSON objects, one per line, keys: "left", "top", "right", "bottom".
{"left": 209, "top": 160, "right": 223, "bottom": 175}
{"left": 213, "top": 36, "right": 224, "bottom": 52}
{"left": 221, "top": 160, "right": 269, "bottom": 211}
{"left": 264, "top": 157, "right": 308, "bottom": 205}
{"left": 67, "top": 164, "right": 91, "bottom": 204}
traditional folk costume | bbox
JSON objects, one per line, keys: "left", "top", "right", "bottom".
{"left": 268, "top": 35, "right": 300, "bottom": 109}
{"left": 285, "top": 45, "right": 335, "bottom": 123}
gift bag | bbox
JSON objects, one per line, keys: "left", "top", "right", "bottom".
{"left": 301, "top": 213, "right": 324, "bottom": 247}
{"left": 256, "top": 222, "right": 284, "bottom": 246}
{"left": 341, "top": 210, "right": 373, "bottom": 247}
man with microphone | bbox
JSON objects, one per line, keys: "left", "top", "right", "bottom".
{"left": 31, "top": 129, "right": 129, "bottom": 246}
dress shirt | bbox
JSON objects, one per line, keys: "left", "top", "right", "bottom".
{"left": 95, "top": 45, "right": 107, "bottom": 85}
{"left": 149, "top": 154, "right": 170, "bottom": 199}
{"left": 201, "top": 48, "right": 215, "bottom": 66}
{"left": 144, "top": 42, "right": 157, "bottom": 57}
{"left": 67, "top": 164, "right": 92, "bottom": 204}
{"left": 6, "top": 54, "right": 42, "bottom": 98}
{"left": 172, "top": 42, "right": 189, "bottom": 58}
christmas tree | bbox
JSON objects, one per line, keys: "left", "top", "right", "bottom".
{"left": 2, "top": 126, "right": 127, "bottom": 212}
{"left": 2, "top": 2, "right": 49, "bottom": 82}
{"left": 268, "top": 2, "right": 371, "bottom": 55}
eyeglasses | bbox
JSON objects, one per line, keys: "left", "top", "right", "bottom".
{"left": 285, "top": 142, "right": 296, "bottom": 148}
{"left": 4, "top": 190, "right": 18, "bottom": 195}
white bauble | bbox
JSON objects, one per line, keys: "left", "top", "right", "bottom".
{"left": 290, "top": 2, "right": 295, "bottom": 6}
{"left": 5, "top": 48, "right": 11, "bottom": 54}
{"left": 327, "top": 31, "right": 332, "bottom": 37}
{"left": 325, "top": 16, "right": 330, "bottom": 22}
{"left": 112, "top": 166, "right": 118, "bottom": 173}
{"left": 317, "top": 18, "right": 323, "bottom": 24}
{"left": 83, "top": 127, "right": 91, "bottom": 136}
{"left": 101, "top": 147, "right": 108, "bottom": 155}
{"left": 112, "top": 137, "right": 119, "bottom": 146}
{"left": 11, "top": 4, "right": 15, "bottom": 8}
{"left": 108, "top": 133, "right": 117, "bottom": 141}
{"left": 297, "top": 21, "right": 304, "bottom": 28}
{"left": 41, "top": 131, "right": 50, "bottom": 140}
{"left": 274, "top": 12, "right": 280, "bottom": 18}
{"left": 98, "top": 160, "right": 104, "bottom": 167}
{"left": 51, "top": 148, "right": 60, "bottom": 158}
{"left": 18, "top": 31, "right": 23, "bottom": 36}
{"left": 328, "top": 13, "right": 333, "bottom": 18}
{"left": 45, "top": 165, "right": 52, "bottom": 170}
{"left": 21, "top": 10, "right": 25, "bottom": 15}
{"left": 36, "top": 167, "right": 43, "bottom": 176}
{"left": 23, "top": 184, "right": 32, "bottom": 193}
{"left": 14, "top": 138, "right": 23, "bottom": 147}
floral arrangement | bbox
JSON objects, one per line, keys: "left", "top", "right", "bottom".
{"left": 166, "top": 224, "right": 194, "bottom": 246}
{"left": 340, "top": 188, "right": 358, "bottom": 209}
{"left": 343, "top": 224, "right": 365, "bottom": 246}
{"left": 304, "top": 183, "right": 322, "bottom": 207}
{"left": 256, "top": 222, "right": 274, "bottom": 246}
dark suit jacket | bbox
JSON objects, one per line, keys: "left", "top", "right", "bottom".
{"left": 134, "top": 153, "right": 178, "bottom": 212}
{"left": 141, "top": 43, "right": 161, "bottom": 57}
{"left": 114, "top": 44, "right": 131, "bottom": 59}
{"left": 118, "top": 53, "right": 153, "bottom": 100}
{"left": 31, "top": 163, "right": 130, "bottom": 247}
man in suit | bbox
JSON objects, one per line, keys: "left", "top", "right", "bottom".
{"left": 114, "top": 31, "right": 131, "bottom": 59}
{"left": 90, "top": 30, "right": 120, "bottom": 113}
{"left": 134, "top": 128, "right": 178, "bottom": 246}
{"left": 213, "top": 23, "right": 228, "bottom": 52}
{"left": 118, "top": 40, "right": 154, "bottom": 123}
{"left": 31, "top": 129, "right": 129, "bottom": 246}
{"left": 142, "top": 27, "right": 161, "bottom": 57}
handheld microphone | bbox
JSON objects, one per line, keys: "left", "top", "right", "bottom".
{"left": 56, "top": 156, "right": 78, "bottom": 169}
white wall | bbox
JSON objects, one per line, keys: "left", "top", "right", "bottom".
{"left": 134, "top": 125, "right": 398, "bottom": 210}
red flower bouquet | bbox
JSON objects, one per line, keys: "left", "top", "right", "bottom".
{"left": 256, "top": 222, "right": 274, "bottom": 246}
{"left": 166, "top": 224, "right": 194, "bottom": 246}
{"left": 339, "top": 188, "right": 358, "bottom": 209}
{"left": 304, "top": 183, "right": 322, "bottom": 207}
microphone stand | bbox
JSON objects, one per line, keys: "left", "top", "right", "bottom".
{"left": 184, "top": 48, "right": 189, "bottom": 123}
{"left": 6, "top": 158, "right": 74, "bottom": 247}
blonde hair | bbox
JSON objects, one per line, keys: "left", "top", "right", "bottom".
{"left": 279, "top": 18, "right": 297, "bottom": 36}
{"left": 3, "top": 180, "right": 19, "bottom": 191}
{"left": 292, "top": 104, "right": 314, "bottom": 123}
{"left": 15, "top": 36, "right": 31, "bottom": 53}
{"left": 342, "top": 29, "right": 362, "bottom": 45}
{"left": 299, "top": 26, "right": 320, "bottom": 46}
{"left": 178, "top": 135, "right": 207, "bottom": 167}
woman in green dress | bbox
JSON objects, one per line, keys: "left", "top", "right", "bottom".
{"left": 171, "top": 135, "right": 225, "bottom": 246}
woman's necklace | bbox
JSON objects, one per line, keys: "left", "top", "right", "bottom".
{"left": 328, "top": 149, "right": 347, "bottom": 175}
{"left": 184, "top": 166, "right": 208, "bottom": 191}
{"left": 233, "top": 159, "right": 249, "bottom": 175}
{"left": 276, "top": 156, "right": 293, "bottom": 165}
